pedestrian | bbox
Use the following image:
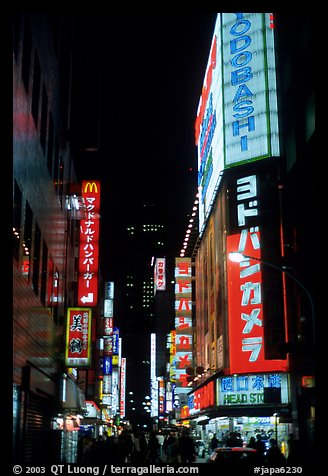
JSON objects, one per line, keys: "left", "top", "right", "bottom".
{"left": 253, "top": 433, "right": 266, "bottom": 456}
{"left": 248, "top": 436, "right": 257, "bottom": 449}
{"left": 210, "top": 434, "right": 219, "bottom": 451}
{"left": 156, "top": 431, "right": 165, "bottom": 456}
{"left": 226, "top": 431, "right": 243, "bottom": 447}
{"left": 178, "top": 429, "right": 196, "bottom": 464}
{"left": 147, "top": 431, "right": 162, "bottom": 464}
{"left": 166, "top": 436, "right": 179, "bottom": 464}
{"left": 265, "top": 438, "right": 286, "bottom": 466}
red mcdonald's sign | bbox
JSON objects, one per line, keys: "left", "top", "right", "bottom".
{"left": 78, "top": 181, "right": 101, "bottom": 307}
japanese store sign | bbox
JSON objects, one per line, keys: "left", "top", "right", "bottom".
{"left": 226, "top": 173, "right": 287, "bottom": 373}
{"left": 217, "top": 373, "right": 289, "bottom": 405}
{"left": 120, "top": 357, "right": 126, "bottom": 418}
{"left": 175, "top": 258, "right": 193, "bottom": 388}
{"left": 195, "top": 13, "right": 279, "bottom": 236}
{"left": 65, "top": 307, "right": 92, "bottom": 367}
{"left": 78, "top": 181, "right": 101, "bottom": 307}
{"left": 188, "top": 380, "right": 216, "bottom": 415}
{"left": 154, "top": 258, "right": 166, "bottom": 291}
{"left": 221, "top": 13, "right": 279, "bottom": 166}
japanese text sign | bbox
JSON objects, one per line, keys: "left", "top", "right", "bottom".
{"left": 78, "top": 181, "right": 101, "bottom": 306}
{"left": 65, "top": 307, "right": 92, "bottom": 367}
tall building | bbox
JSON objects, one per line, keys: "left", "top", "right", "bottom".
{"left": 13, "top": 14, "right": 86, "bottom": 463}
{"left": 175, "top": 12, "right": 315, "bottom": 459}
{"left": 115, "top": 202, "right": 172, "bottom": 426}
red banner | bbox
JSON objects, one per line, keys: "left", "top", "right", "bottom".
{"left": 227, "top": 233, "right": 287, "bottom": 374}
{"left": 78, "top": 181, "right": 101, "bottom": 306}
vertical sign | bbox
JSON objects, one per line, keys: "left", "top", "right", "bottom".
{"left": 78, "top": 181, "right": 101, "bottom": 306}
{"left": 226, "top": 171, "right": 288, "bottom": 373}
{"left": 158, "top": 376, "right": 165, "bottom": 415}
{"left": 65, "top": 308, "right": 92, "bottom": 367}
{"left": 150, "top": 333, "right": 158, "bottom": 417}
{"left": 154, "top": 258, "right": 166, "bottom": 291}
{"left": 196, "top": 13, "right": 279, "bottom": 236}
{"left": 221, "top": 13, "right": 279, "bottom": 166}
{"left": 175, "top": 258, "right": 193, "bottom": 388}
{"left": 120, "top": 358, "right": 126, "bottom": 418}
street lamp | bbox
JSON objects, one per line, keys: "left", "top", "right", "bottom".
{"left": 228, "top": 252, "right": 315, "bottom": 346}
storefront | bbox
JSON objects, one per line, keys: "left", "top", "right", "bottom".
{"left": 185, "top": 371, "right": 292, "bottom": 457}
{"left": 51, "top": 373, "right": 87, "bottom": 463}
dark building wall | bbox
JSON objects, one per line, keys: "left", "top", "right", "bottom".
{"left": 274, "top": 13, "right": 316, "bottom": 449}
{"left": 13, "top": 14, "right": 78, "bottom": 463}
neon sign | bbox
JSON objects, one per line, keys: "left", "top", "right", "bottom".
{"left": 78, "top": 181, "right": 100, "bottom": 307}
{"left": 226, "top": 173, "right": 288, "bottom": 373}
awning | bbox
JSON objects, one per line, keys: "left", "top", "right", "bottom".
{"left": 178, "top": 404, "right": 291, "bottom": 423}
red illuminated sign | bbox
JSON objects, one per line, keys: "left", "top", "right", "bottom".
{"left": 155, "top": 258, "right": 166, "bottom": 291}
{"left": 78, "top": 181, "right": 101, "bottom": 306}
{"left": 65, "top": 307, "right": 92, "bottom": 367}
{"left": 193, "top": 380, "right": 215, "bottom": 411}
{"left": 227, "top": 233, "right": 287, "bottom": 374}
{"left": 175, "top": 258, "right": 193, "bottom": 387}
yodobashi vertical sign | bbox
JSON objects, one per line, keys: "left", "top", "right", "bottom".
{"left": 222, "top": 13, "right": 279, "bottom": 166}
{"left": 196, "top": 14, "right": 279, "bottom": 236}
{"left": 78, "top": 181, "right": 101, "bottom": 306}
{"left": 65, "top": 308, "right": 92, "bottom": 367}
{"left": 174, "top": 258, "right": 193, "bottom": 389}
{"left": 154, "top": 258, "right": 166, "bottom": 291}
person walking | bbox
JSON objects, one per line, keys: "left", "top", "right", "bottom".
{"left": 265, "top": 438, "right": 286, "bottom": 466}
{"left": 147, "top": 431, "right": 162, "bottom": 464}
{"left": 210, "top": 434, "right": 219, "bottom": 451}
{"left": 178, "top": 429, "right": 196, "bottom": 464}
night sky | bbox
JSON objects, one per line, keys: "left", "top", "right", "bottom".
{"left": 69, "top": 14, "right": 218, "bottom": 281}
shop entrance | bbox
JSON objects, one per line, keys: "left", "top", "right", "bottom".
{"left": 196, "top": 415, "right": 292, "bottom": 458}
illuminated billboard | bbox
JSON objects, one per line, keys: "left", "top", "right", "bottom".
{"left": 227, "top": 232, "right": 287, "bottom": 374}
{"left": 226, "top": 166, "right": 288, "bottom": 373}
{"left": 217, "top": 373, "right": 289, "bottom": 406}
{"left": 174, "top": 258, "right": 193, "bottom": 389}
{"left": 154, "top": 258, "right": 166, "bottom": 291}
{"left": 120, "top": 358, "right": 126, "bottom": 418}
{"left": 196, "top": 13, "right": 279, "bottom": 234}
{"left": 78, "top": 181, "right": 101, "bottom": 306}
{"left": 65, "top": 308, "right": 92, "bottom": 367}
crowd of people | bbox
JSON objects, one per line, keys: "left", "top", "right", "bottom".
{"left": 77, "top": 428, "right": 197, "bottom": 465}
{"left": 77, "top": 427, "right": 302, "bottom": 467}
{"left": 207, "top": 430, "right": 302, "bottom": 466}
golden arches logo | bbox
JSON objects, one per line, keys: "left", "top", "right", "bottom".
{"left": 83, "top": 181, "right": 99, "bottom": 194}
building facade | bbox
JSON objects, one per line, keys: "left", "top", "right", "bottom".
{"left": 178, "top": 12, "right": 315, "bottom": 457}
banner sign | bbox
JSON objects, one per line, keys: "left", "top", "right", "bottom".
{"left": 78, "top": 181, "right": 101, "bottom": 307}
{"left": 175, "top": 258, "right": 193, "bottom": 388}
{"left": 65, "top": 308, "right": 92, "bottom": 367}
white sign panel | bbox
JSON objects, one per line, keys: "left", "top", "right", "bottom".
{"left": 222, "top": 13, "right": 279, "bottom": 166}
{"left": 196, "top": 13, "right": 279, "bottom": 236}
